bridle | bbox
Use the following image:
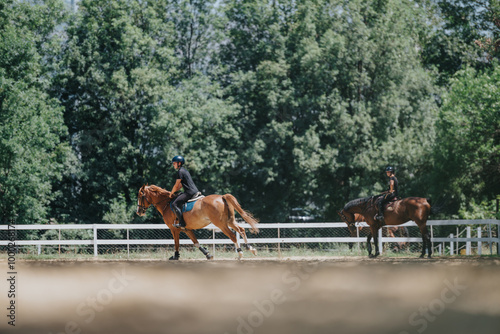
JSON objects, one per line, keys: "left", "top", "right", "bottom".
{"left": 338, "top": 209, "right": 354, "bottom": 226}
{"left": 339, "top": 196, "right": 377, "bottom": 226}
{"left": 137, "top": 192, "right": 152, "bottom": 215}
{"left": 137, "top": 189, "right": 172, "bottom": 215}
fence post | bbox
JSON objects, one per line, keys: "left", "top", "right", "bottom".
{"left": 497, "top": 221, "right": 500, "bottom": 256}
{"left": 93, "top": 224, "right": 98, "bottom": 257}
{"left": 450, "top": 234, "right": 454, "bottom": 255}
{"left": 466, "top": 226, "right": 471, "bottom": 255}
{"left": 378, "top": 228, "right": 383, "bottom": 253}
{"left": 127, "top": 228, "right": 130, "bottom": 259}
{"left": 477, "top": 227, "right": 482, "bottom": 256}
{"left": 356, "top": 225, "right": 360, "bottom": 253}
{"left": 488, "top": 223, "right": 493, "bottom": 255}
{"left": 277, "top": 223, "right": 281, "bottom": 259}
{"left": 212, "top": 228, "right": 215, "bottom": 256}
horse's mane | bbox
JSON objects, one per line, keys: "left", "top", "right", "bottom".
{"left": 146, "top": 185, "right": 171, "bottom": 198}
{"left": 343, "top": 196, "right": 373, "bottom": 211}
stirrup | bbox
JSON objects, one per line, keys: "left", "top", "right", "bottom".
{"left": 173, "top": 222, "right": 186, "bottom": 229}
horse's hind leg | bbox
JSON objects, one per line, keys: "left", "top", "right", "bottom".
{"left": 230, "top": 221, "right": 257, "bottom": 256}
{"left": 185, "top": 230, "right": 213, "bottom": 260}
{"left": 218, "top": 225, "right": 244, "bottom": 259}
{"left": 417, "top": 223, "right": 432, "bottom": 259}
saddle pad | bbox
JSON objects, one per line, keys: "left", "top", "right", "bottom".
{"left": 170, "top": 197, "right": 202, "bottom": 213}
{"left": 182, "top": 201, "right": 196, "bottom": 212}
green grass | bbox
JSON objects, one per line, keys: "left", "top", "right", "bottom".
{"left": 1, "top": 242, "right": 497, "bottom": 261}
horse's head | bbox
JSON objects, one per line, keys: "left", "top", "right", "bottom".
{"left": 137, "top": 184, "right": 173, "bottom": 216}
{"left": 136, "top": 184, "right": 151, "bottom": 216}
{"left": 338, "top": 209, "right": 357, "bottom": 236}
{"left": 338, "top": 209, "right": 355, "bottom": 226}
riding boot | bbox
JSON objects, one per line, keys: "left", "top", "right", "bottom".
{"left": 172, "top": 206, "right": 186, "bottom": 228}
{"left": 374, "top": 200, "right": 385, "bottom": 224}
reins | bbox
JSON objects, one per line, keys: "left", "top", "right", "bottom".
{"left": 138, "top": 190, "right": 172, "bottom": 216}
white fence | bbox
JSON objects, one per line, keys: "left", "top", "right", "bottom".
{"left": 1, "top": 219, "right": 499, "bottom": 257}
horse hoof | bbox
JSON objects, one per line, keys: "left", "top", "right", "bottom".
{"left": 169, "top": 256, "right": 179, "bottom": 261}
{"left": 419, "top": 254, "right": 425, "bottom": 259}
{"left": 206, "top": 254, "right": 214, "bottom": 260}
{"left": 251, "top": 249, "right": 258, "bottom": 256}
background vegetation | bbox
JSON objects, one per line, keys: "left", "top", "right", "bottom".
{"left": 1, "top": 0, "right": 499, "bottom": 225}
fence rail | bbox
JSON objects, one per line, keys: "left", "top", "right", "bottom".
{"left": 1, "top": 219, "right": 499, "bottom": 257}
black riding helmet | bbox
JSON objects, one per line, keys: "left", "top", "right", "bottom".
{"left": 385, "top": 166, "right": 395, "bottom": 173}
{"left": 172, "top": 155, "right": 185, "bottom": 165}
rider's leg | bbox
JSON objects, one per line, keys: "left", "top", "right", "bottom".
{"left": 375, "top": 195, "right": 386, "bottom": 221}
{"left": 172, "top": 193, "right": 189, "bottom": 228}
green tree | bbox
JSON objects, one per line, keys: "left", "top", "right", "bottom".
{"left": 54, "top": 0, "right": 177, "bottom": 222}
{"left": 0, "top": 0, "right": 70, "bottom": 224}
{"left": 423, "top": 0, "right": 500, "bottom": 84}
{"left": 220, "top": 0, "right": 439, "bottom": 220}
{"left": 432, "top": 65, "right": 500, "bottom": 215}
{"left": 55, "top": 0, "right": 242, "bottom": 223}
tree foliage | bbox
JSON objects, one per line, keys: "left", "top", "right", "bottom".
{"left": 0, "top": 0, "right": 498, "bottom": 224}
{"left": 0, "top": 0, "right": 70, "bottom": 224}
{"left": 433, "top": 65, "right": 500, "bottom": 213}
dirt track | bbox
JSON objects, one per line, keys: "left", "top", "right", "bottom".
{"left": 1, "top": 256, "right": 500, "bottom": 334}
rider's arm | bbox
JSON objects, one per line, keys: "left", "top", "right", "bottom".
{"left": 389, "top": 179, "right": 395, "bottom": 193}
{"left": 171, "top": 179, "right": 182, "bottom": 193}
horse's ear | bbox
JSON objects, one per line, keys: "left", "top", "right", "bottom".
{"left": 337, "top": 210, "right": 342, "bottom": 217}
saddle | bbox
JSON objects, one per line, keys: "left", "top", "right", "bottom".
{"left": 187, "top": 192, "right": 204, "bottom": 203}
{"left": 375, "top": 195, "right": 400, "bottom": 212}
{"left": 170, "top": 192, "right": 205, "bottom": 213}
{"left": 384, "top": 197, "right": 400, "bottom": 211}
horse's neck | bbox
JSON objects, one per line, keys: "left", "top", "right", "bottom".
{"left": 348, "top": 206, "right": 366, "bottom": 215}
{"left": 150, "top": 193, "right": 170, "bottom": 214}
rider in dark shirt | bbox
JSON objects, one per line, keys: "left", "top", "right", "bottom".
{"left": 375, "top": 166, "right": 399, "bottom": 223}
{"left": 170, "top": 155, "right": 199, "bottom": 228}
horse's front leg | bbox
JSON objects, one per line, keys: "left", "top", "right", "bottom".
{"left": 185, "top": 230, "right": 213, "bottom": 260}
{"left": 169, "top": 229, "right": 181, "bottom": 260}
{"left": 366, "top": 233, "right": 373, "bottom": 257}
{"left": 371, "top": 228, "right": 380, "bottom": 258}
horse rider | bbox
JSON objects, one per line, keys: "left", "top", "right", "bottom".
{"left": 374, "top": 166, "right": 399, "bottom": 223}
{"left": 170, "top": 155, "right": 199, "bottom": 228}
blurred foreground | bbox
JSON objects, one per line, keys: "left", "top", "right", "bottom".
{"left": 1, "top": 257, "right": 499, "bottom": 334}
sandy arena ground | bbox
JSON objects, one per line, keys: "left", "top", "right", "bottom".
{"left": 1, "top": 256, "right": 500, "bottom": 334}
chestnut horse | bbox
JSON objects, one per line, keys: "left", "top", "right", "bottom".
{"left": 338, "top": 196, "right": 432, "bottom": 258}
{"left": 136, "top": 184, "right": 259, "bottom": 260}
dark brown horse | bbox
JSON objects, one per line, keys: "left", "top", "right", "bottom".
{"left": 338, "top": 212, "right": 366, "bottom": 250}
{"left": 136, "top": 185, "right": 259, "bottom": 260}
{"left": 338, "top": 196, "right": 432, "bottom": 258}
{"left": 340, "top": 213, "right": 409, "bottom": 252}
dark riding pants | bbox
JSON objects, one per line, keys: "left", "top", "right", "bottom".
{"left": 172, "top": 192, "right": 192, "bottom": 212}
{"left": 378, "top": 192, "right": 397, "bottom": 216}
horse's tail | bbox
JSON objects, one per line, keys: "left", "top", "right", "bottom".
{"left": 426, "top": 198, "right": 440, "bottom": 215}
{"left": 222, "top": 194, "right": 259, "bottom": 234}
